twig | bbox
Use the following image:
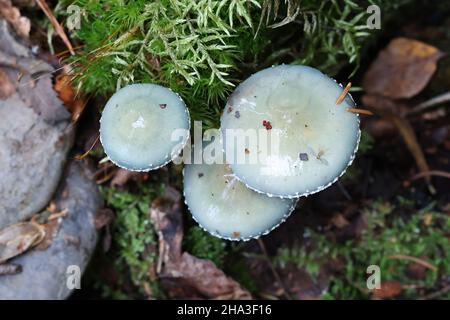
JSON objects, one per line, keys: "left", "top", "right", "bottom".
{"left": 387, "top": 254, "right": 438, "bottom": 272}
{"left": 258, "top": 292, "right": 281, "bottom": 300}
{"left": 35, "top": 0, "right": 75, "bottom": 55}
{"left": 336, "top": 181, "right": 352, "bottom": 201}
{"left": 74, "top": 134, "right": 99, "bottom": 160}
{"left": 346, "top": 108, "right": 374, "bottom": 116}
{"left": 409, "top": 170, "right": 450, "bottom": 181}
{"left": 0, "top": 264, "right": 23, "bottom": 276}
{"left": 384, "top": 113, "right": 435, "bottom": 194}
{"left": 47, "top": 209, "right": 68, "bottom": 221}
{"left": 422, "top": 284, "right": 450, "bottom": 300}
{"left": 336, "top": 82, "right": 351, "bottom": 105}
{"left": 409, "top": 91, "right": 450, "bottom": 115}
{"left": 95, "top": 169, "right": 117, "bottom": 185}
{"left": 257, "top": 238, "right": 292, "bottom": 300}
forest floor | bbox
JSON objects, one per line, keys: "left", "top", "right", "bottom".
{"left": 0, "top": 1, "right": 449, "bottom": 300}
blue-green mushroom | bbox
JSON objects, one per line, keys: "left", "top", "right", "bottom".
{"left": 100, "top": 84, "right": 190, "bottom": 171}
{"left": 221, "top": 65, "right": 360, "bottom": 198}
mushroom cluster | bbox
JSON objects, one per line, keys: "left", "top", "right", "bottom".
{"left": 100, "top": 65, "right": 360, "bottom": 241}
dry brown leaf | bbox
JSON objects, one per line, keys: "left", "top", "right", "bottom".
{"left": 372, "top": 280, "right": 402, "bottom": 299}
{"left": 150, "top": 187, "right": 251, "bottom": 299}
{"left": 35, "top": 218, "right": 60, "bottom": 250}
{"left": 94, "top": 208, "right": 114, "bottom": 229}
{"left": 54, "top": 73, "right": 86, "bottom": 122}
{"left": 406, "top": 261, "right": 427, "bottom": 280}
{"left": 0, "top": 0, "right": 30, "bottom": 38}
{"left": 0, "top": 68, "right": 15, "bottom": 99}
{"left": 110, "top": 169, "right": 149, "bottom": 187}
{"left": 0, "top": 263, "right": 22, "bottom": 275}
{"left": 363, "top": 38, "right": 444, "bottom": 99}
{"left": 150, "top": 187, "right": 184, "bottom": 269}
{"left": 330, "top": 213, "right": 350, "bottom": 229}
{"left": 0, "top": 221, "right": 45, "bottom": 263}
{"left": 174, "top": 252, "right": 251, "bottom": 299}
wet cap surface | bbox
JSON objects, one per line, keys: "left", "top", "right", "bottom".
{"left": 221, "top": 65, "right": 360, "bottom": 198}
{"left": 184, "top": 146, "right": 297, "bottom": 241}
{"left": 100, "top": 84, "right": 190, "bottom": 171}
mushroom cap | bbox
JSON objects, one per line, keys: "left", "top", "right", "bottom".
{"left": 100, "top": 84, "right": 190, "bottom": 171}
{"left": 183, "top": 145, "right": 297, "bottom": 241}
{"left": 220, "top": 65, "right": 360, "bottom": 198}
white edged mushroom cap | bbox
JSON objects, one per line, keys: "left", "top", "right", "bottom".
{"left": 220, "top": 65, "right": 360, "bottom": 198}
{"left": 183, "top": 145, "right": 297, "bottom": 241}
{"left": 100, "top": 84, "right": 190, "bottom": 171}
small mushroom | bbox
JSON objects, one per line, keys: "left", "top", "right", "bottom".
{"left": 100, "top": 84, "right": 190, "bottom": 171}
{"left": 183, "top": 145, "right": 297, "bottom": 241}
{"left": 220, "top": 65, "right": 360, "bottom": 198}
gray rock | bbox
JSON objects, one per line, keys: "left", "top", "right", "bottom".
{"left": 0, "top": 161, "right": 101, "bottom": 299}
{"left": 0, "top": 20, "right": 73, "bottom": 229}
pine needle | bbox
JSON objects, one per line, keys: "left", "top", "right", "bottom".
{"left": 36, "top": 0, "right": 75, "bottom": 55}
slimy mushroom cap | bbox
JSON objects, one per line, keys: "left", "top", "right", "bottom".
{"left": 100, "top": 84, "right": 190, "bottom": 171}
{"left": 183, "top": 145, "right": 297, "bottom": 241}
{"left": 220, "top": 65, "right": 360, "bottom": 198}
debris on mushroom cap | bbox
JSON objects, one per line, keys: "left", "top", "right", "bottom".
{"left": 221, "top": 65, "right": 360, "bottom": 198}
{"left": 183, "top": 145, "right": 297, "bottom": 241}
{"left": 100, "top": 84, "right": 190, "bottom": 171}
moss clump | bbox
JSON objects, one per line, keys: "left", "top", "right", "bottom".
{"left": 275, "top": 199, "right": 450, "bottom": 299}
{"left": 98, "top": 183, "right": 165, "bottom": 299}
{"left": 183, "top": 225, "right": 227, "bottom": 268}
{"left": 56, "top": 0, "right": 412, "bottom": 129}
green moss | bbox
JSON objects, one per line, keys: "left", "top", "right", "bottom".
{"left": 183, "top": 225, "right": 227, "bottom": 268}
{"left": 227, "top": 259, "right": 259, "bottom": 294}
{"left": 98, "top": 183, "right": 165, "bottom": 299}
{"left": 56, "top": 0, "right": 412, "bottom": 130}
{"left": 259, "top": 0, "right": 413, "bottom": 76}
{"left": 274, "top": 199, "right": 450, "bottom": 299}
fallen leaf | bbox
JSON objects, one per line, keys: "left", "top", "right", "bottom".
{"left": 102, "top": 225, "right": 112, "bottom": 253}
{"left": 36, "top": 217, "right": 63, "bottom": 250}
{"left": 0, "top": 68, "right": 15, "bottom": 99}
{"left": 363, "top": 38, "right": 444, "bottom": 99}
{"left": 0, "top": 221, "right": 45, "bottom": 263}
{"left": 0, "top": 0, "right": 30, "bottom": 38}
{"left": 330, "top": 213, "right": 350, "bottom": 229}
{"left": 54, "top": 72, "right": 86, "bottom": 122}
{"left": 110, "top": 168, "right": 149, "bottom": 187}
{"left": 406, "top": 261, "right": 427, "bottom": 280}
{"left": 150, "top": 187, "right": 251, "bottom": 299}
{"left": 372, "top": 280, "right": 402, "bottom": 299}
{"left": 94, "top": 208, "right": 114, "bottom": 229}
{"left": 150, "top": 187, "right": 183, "bottom": 267}
{"left": 170, "top": 252, "right": 251, "bottom": 299}
{"left": 0, "top": 263, "right": 22, "bottom": 275}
